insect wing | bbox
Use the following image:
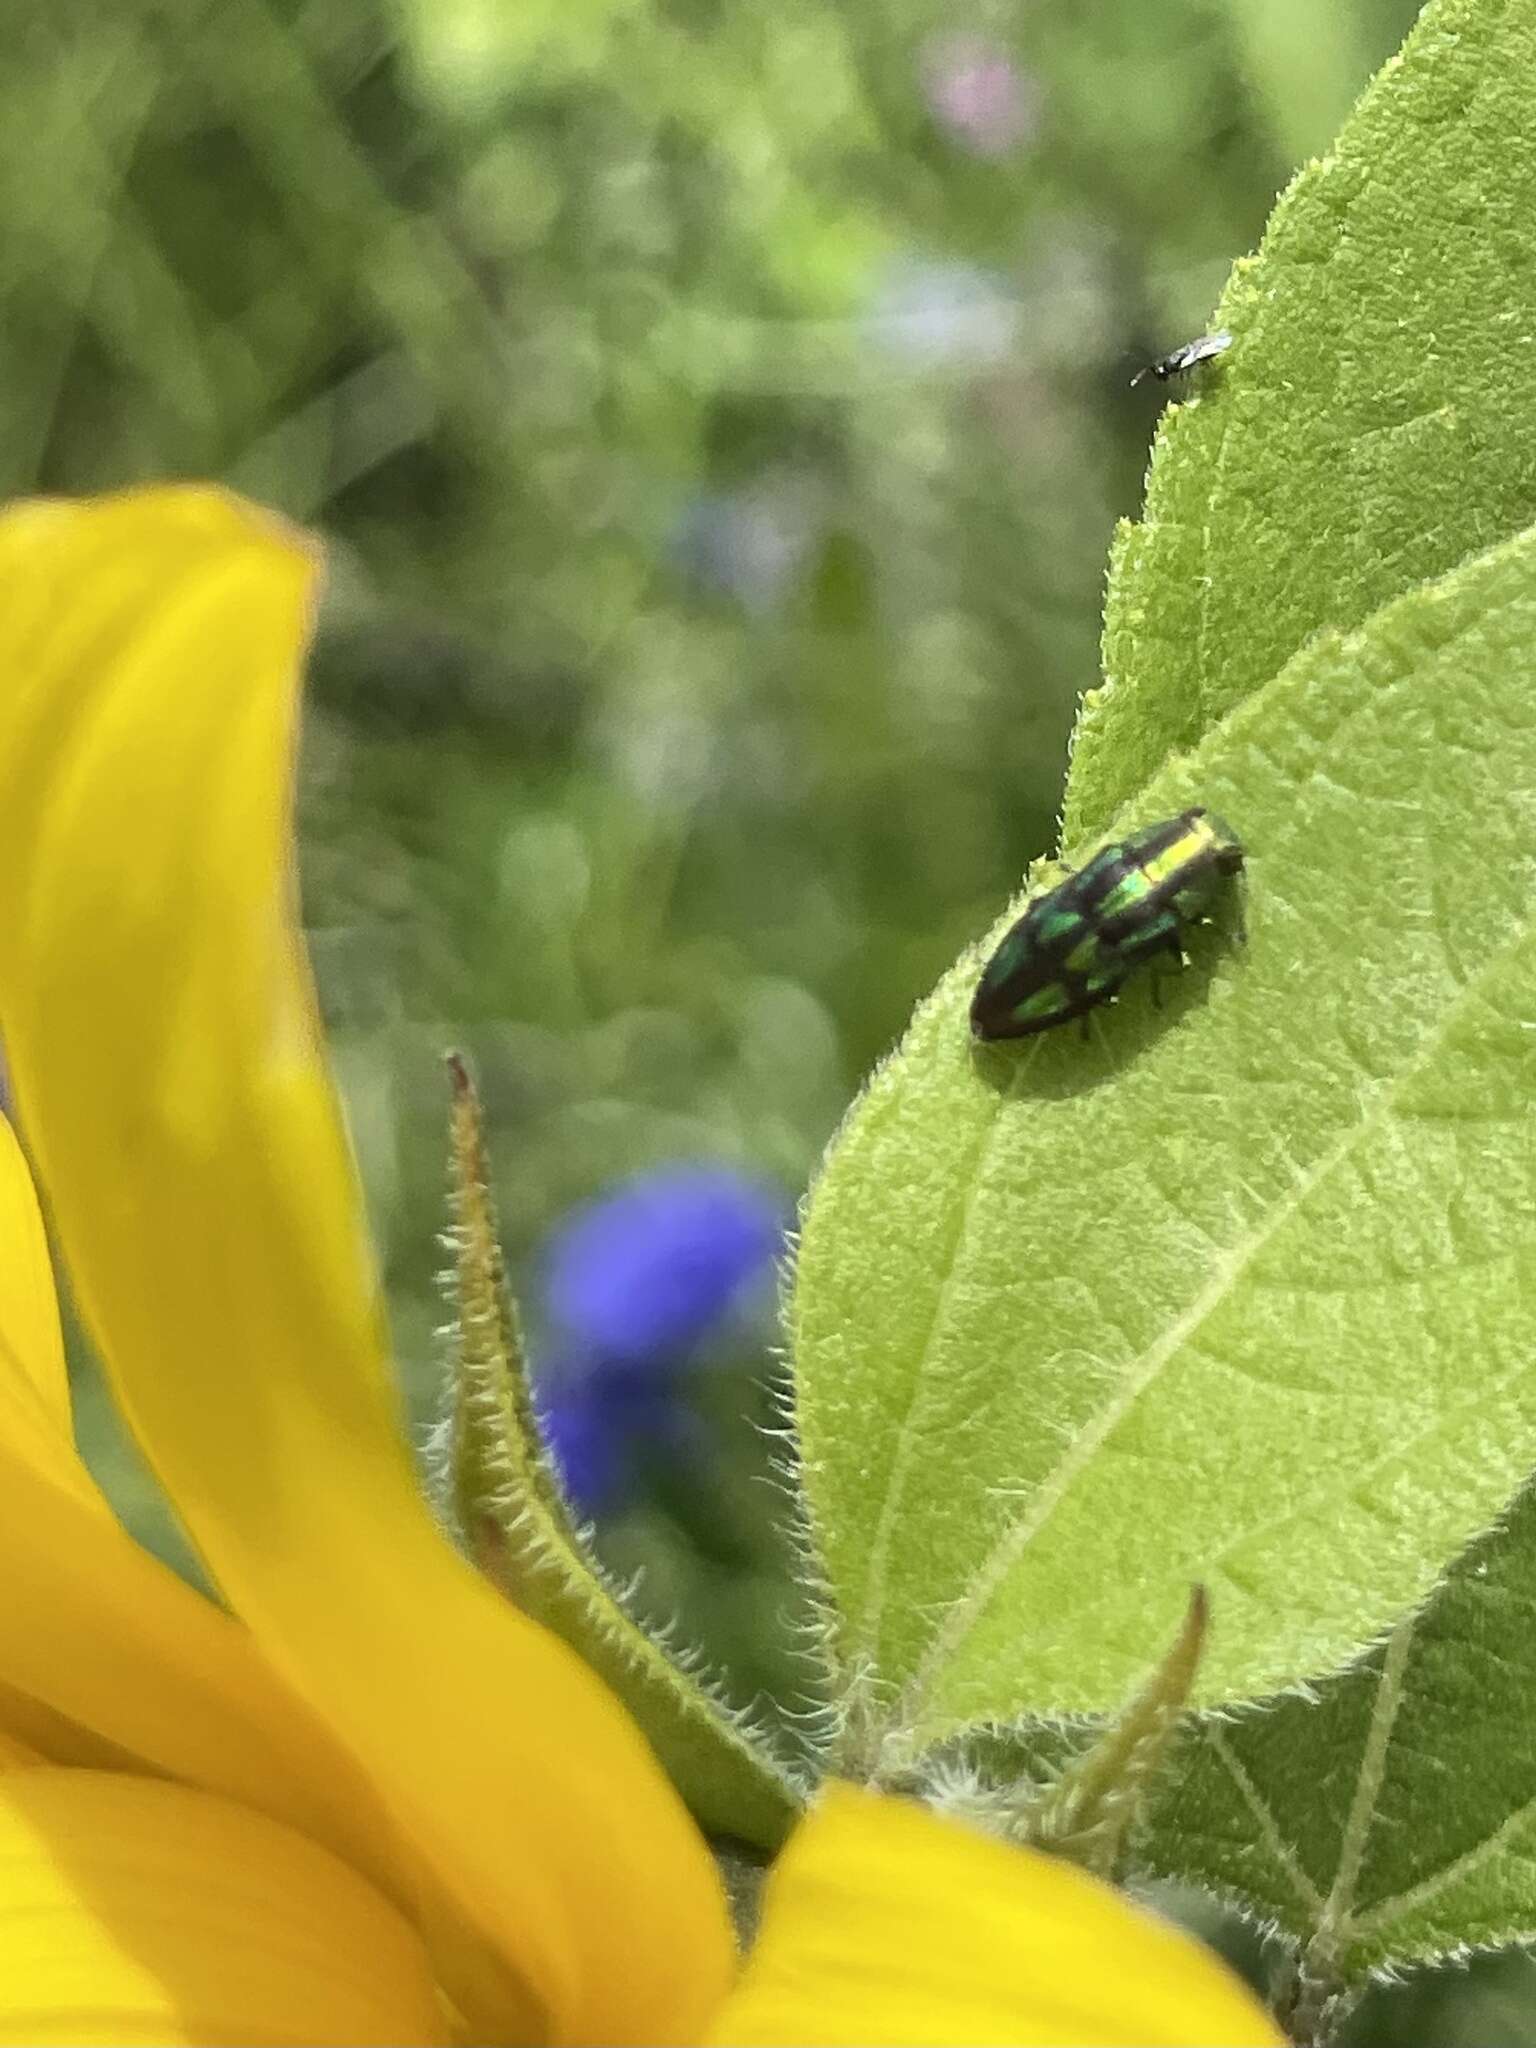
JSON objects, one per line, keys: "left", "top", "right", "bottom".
{"left": 970, "top": 868, "right": 1125, "bottom": 1040}
{"left": 1130, "top": 329, "right": 1232, "bottom": 387}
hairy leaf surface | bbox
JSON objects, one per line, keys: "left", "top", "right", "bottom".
{"left": 1142, "top": 1477, "right": 1536, "bottom": 1991}
{"left": 794, "top": 526, "right": 1536, "bottom": 1742}
{"left": 1069, "top": 0, "right": 1536, "bottom": 842}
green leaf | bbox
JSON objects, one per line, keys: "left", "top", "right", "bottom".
{"left": 1140, "top": 1475, "right": 1536, "bottom": 2016}
{"left": 792, "top": 523, "right": 1536, "bottom": 1748}
{"left": 1068, "top": 0, "right": 1536, "bottom": 845}
{"left": 440, "top": 1056, "right": 804, "bottom": 1854}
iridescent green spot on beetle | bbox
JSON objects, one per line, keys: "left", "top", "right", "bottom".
{"left": 1038, "top": 908, "right": 1082, "bottom": 944}
{"left": 970, "top": 807, "right": 1245, "bottom": 1041}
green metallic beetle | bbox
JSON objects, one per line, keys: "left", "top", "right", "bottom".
{"left": 970, "top": 807, "right": 1245, "bottom": 1041}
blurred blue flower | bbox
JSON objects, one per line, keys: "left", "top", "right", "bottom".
{"left": 542, "top": 1162, "right": 785, "bottom": 1372}
{"left": 533, "top": 1162, "right": 788, "bottom": 1515}
{"left": 536, "top": 1376, "right": 700, "bottom": 1521}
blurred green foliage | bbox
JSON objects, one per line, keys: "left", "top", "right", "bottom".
{"left": 1, "top": 0, "right": 1417, "bottom": 1240}
{"left": 23, "top": 2, "right": 1526, "bottom": 2035}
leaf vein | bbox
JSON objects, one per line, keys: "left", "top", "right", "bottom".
{"left": 1207, "top": 1725, "right": 1328, "bottom": 1917}
{"left": 896, "top": 893, "right": 1536, "bottom": 1725}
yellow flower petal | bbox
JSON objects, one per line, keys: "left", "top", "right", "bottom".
{"left": 711, "top": 1784, "right": 1284, "bottom": 2048}
{"left": 0, "top": 1678, "right": 141, "bottom": 1775}
{"left": 0, "top": 486, "right": 731, "bottom": 2044}
{"left": 0, "top": 1450, "right": 405, "bottom": 1894}
{"left": 0, "top": 1114, "right": 82, "bottom": 1499}
{"left": 0, "top": 1116, "right": 405, "bottom": 1907}
{"left": 0, "top": 1768, "right": 448, "bottom": 2046}
{"left": 0, "top": 1710, "right": 48, "bottom": 1770}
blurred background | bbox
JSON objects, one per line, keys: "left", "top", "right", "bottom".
{"left": 20, "top": 0, "right": 1530, "bottom": 2036}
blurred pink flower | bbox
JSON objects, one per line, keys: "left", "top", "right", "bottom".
{"left": 921, "top": 32, "right": 1039, "bottom": 157}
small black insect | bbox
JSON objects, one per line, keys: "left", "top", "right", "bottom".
{"left": 1130, "top": 330, "right": 1233, "bottom": 389}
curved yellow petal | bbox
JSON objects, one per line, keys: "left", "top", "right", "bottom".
{"left": 0, "top": 1115, "right": 81, "bottom": 1496}
{"left": 0, "top": 486, "right": 731, "bottom": 2045}
{"left": 0, "top": 1768, "right": 447, "bottom": 2046}
{"left": 0, "top": 1449, "right": 405, "bottom": 1895}
{"left": 0, "top": 1711, "right": 48, "bottom": 1770}
{"left": 0, "top": 1678, "right": 149, "bottom": 1775}
{"left": 0, "top": 1121, "right": 405, "bottom": 1906}
{"left": 711, "top": 1784, "right": 1283, "bottom": 2048}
